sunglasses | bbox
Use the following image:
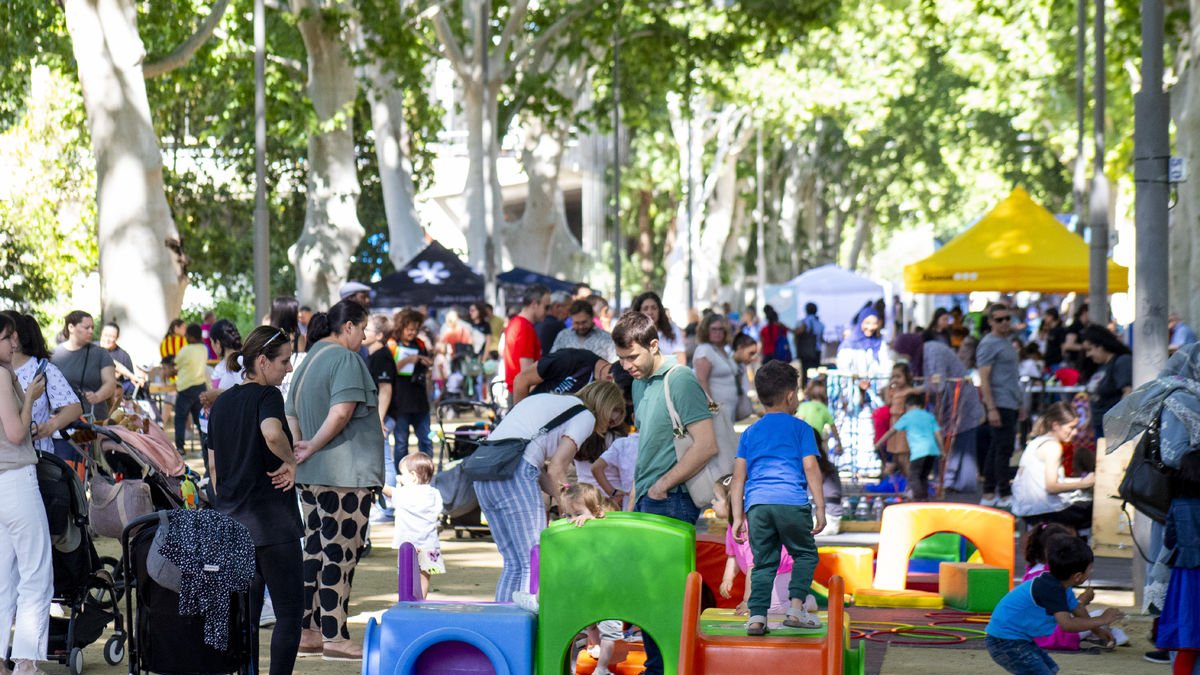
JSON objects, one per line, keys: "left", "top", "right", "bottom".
{"left": 992, "top": 316, "right": 1011, "bottom": 323}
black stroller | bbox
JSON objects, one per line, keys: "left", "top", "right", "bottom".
{"left": 121, "top": 513, "right": 254, "bottom": 675}
{"left": 432, "top": 399, "right": 501, "bottom": 539}
{"left": 34, "top": 451, "right": 126, "bottom": 675}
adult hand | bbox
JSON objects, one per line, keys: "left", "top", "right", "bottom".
{"left": 731, "top": 516, "right": 747, "bottom": 543}
{"left": 812, "top": 511, "right": 827, "bottom": 536}
{"left": 31, "top": 423, "right": 53, "bottom": 442}
{"left": 294, "top": 440, "right": 316, "bottom": 464}
{"left": 646, "top": 479, "right": 669, "bottom": 501}
{"left": 987, "top": 408, "right": 1001, "bottom": 427}
{"left": 84, "top": 389, "right": 104, "bottom": 405}
{"left": 268, "top": 463, "right": 296, "bottom": 491}
{"left": 27, "top": 374, "right": 47, "bottom": 401}
{"left": 199, "top": 390, "right": 216, "bottom": 408}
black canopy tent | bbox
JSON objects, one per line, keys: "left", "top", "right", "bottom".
{"left": 496, "top": 267, "right": 582, "bottom": 295}
{"left": 372, "top": 241, "right": 485, "bottom": 309}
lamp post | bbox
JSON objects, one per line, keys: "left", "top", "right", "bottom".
{"left": 253, "top": 0, "right": 269, "bottom": 320}
{"left": 1088, "top": 0, "right": 1109, "bottom": 323}
{"left": 611, "top": 8, "right": 623, "bottom": 313}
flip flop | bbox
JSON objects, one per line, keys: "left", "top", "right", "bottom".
{"left": 746, "top": 615, "right": 770, "bottom": 636}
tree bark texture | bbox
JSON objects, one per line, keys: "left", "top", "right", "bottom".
{"left": 1170, "top": 13, "right": 1200, "bottom": 326}
{"left": 63, "top": 0, "right": 188, "bottom": 365}
{"left": 289, "top": 0, "right": 363, "bottom": 309}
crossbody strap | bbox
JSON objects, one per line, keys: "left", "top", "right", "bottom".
{"left": 663, "top": 367, "right": 685, "bottom": 435}
{"left": 291, "top": 343, "right": 340, "bottom": 406}
{"left": 531, "top": 403, "right": 588, "bottom": 440}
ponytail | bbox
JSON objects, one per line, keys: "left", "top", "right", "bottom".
{"left": 307, "top": 300, "right": 368, "bottom": 344}
{"left": 1033, "top": 401, "right": 1077, "bottom": 437}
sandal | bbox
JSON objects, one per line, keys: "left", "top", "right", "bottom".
{"left": 746, "top": 615, "right": 770, "bottom": 636}
{"left": 783, "top": 608, "right": 822, "bottom": 629}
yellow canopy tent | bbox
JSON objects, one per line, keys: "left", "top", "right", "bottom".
{"left": 903, "top": 187, "right": 1129, "bottom": 294}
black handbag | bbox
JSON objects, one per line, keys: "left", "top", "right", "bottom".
{"left": 462, "top": 404, "right": 587, "bottom": 482}
{"left": 1117, "top": 417, "right": 1173, "bottom": 524}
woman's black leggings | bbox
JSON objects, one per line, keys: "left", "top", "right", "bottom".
{"left": 250, "top": 540, "right": 303, "bottom": 675}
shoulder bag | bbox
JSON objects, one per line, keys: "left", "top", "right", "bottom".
{"left": 463, "top": 404, "right": 588, "bottom": 482}
{"left": 1117, "top": 416, "right": 1173, "bottom": 524}
{"left": 664, "top": 367, "right": 739, "bottom": 508}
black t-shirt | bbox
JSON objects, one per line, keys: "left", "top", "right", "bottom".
{"left": 1064, "top": 321, "right": 1086, "bottom": 369}
{"left": 1088, "top": 353, "right": 1132, "bottom": 429}
{"left": 367, "top": 347, "right": 398, "bottom": 417}
{"left": 391, "top": 339, "right": 430, "bottom": 415}
{"left": 206, "top": 383, "right": 303, "bottom": 547}
{"left": 1043, "top": 325, "right": 1066, "bottom": 367}
{"left": 533, "top": 348, "right": 601, "bottom": 396}
{"left": 1030, "top": 572, "right": 1071, "bottom": 616}
{"left": 536, "top": 317, "right": 566, "bottom": 354}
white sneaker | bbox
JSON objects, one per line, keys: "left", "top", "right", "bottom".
{"left": 259, "top": 595, "right": 276, "bottom": 627}
{"left": 979, "top": 495, "right": 998, "bottom": 507}
{"left": 995, "top": 497, "right": 1013, "bottom": 510}
{"left": 512, "top": 591, "right": 539, "bottom": 614}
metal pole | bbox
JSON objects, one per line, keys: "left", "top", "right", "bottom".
{"left": 685, "top": 92, "right": 695, "bottom": 312}
{"left": 1073, "top": 0, "right": 1087, "bottom": 236}
{"left": 1088, "top": 0, "right": 1109, "bottom": 323}
{"left": 611, "top": 15, "right": 622, "bottom": 313}
{"left": 253, "top": 0, "right": 270, "bottom": 321}
{"left": 1132, "top": 0, "right": 1170, "bottom": 609}
{"left": 756, "top": 127, "right": 765, "bottom": 312}
{"left": 480, "top": 0, "right": 496, "bottom": 303}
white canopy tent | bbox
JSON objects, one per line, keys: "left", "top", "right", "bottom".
{"left": 764, "top": 264, "right": 886, "bottom": 342}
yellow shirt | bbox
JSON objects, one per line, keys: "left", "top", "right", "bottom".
{"left": 174, "top": 343, "right": 210, "bottom": 390}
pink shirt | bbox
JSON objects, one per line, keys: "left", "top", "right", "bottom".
{"left": 725, "top": 527, "right": 794, "bottom": 575}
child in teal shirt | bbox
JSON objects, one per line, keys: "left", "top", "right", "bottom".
{"left": 875, "top": 391, "right": 942, "bottom": 500}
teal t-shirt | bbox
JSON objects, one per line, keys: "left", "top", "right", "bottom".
{"left": 895, "top": 408, "right": 941, "bottom": 461}
{"left": 631, "top": 362, "right": 713, "bottom": 500}
{"left": 285, "top": 340, "right": 385, "bottom": 489}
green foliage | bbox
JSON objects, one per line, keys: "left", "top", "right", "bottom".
{"left": 0, "top": 68, "right": 98, "bottom": 318}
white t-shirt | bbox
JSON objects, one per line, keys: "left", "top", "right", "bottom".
{"left": 391, "top": 483, "right": 444, "bottom": 551}
{"left": 211, "top": 360, "right": 245, "bottom": 390}
{"left": 574, "top": 459, "right": 600, "bottom": 487}
{"left": 658, "top": 329, "right": 686, "bottom": 358}
{"left": 489, "top": 393, "right": 596, "bottom": 467}
{"left": 597, "top": 434, "right": 638, "bottom": 494}
{"left": 15, "top": 358, "right": 80, "bottom": 453}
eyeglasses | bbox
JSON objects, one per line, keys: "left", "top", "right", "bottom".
{"left": 992, "top": 316, "right": 1011, "bottom": 323}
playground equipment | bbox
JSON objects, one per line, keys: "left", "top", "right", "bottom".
{"left": 537, "top": 512, "right": 696, "bottom": 675}
{"left": 679, "top": 573, "right": 856, "bottom": 674}
{"left": 872, "top": 503, "right": 1014, "bottom": 592}
{"left": 363, "top": 600, "right": 535, "bottom": 675}
{"left": 696, "top": 533, "right": 744, "bottom": 609}
{"left": 814, "top": 546, "right": 873, "bottom": 596}
{"left": 938, "top": 562, "right": 1009, "bottom": 613}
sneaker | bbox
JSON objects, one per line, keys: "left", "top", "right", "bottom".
{"left": 259, "top": 595, "right": 276, "bottom": 627}
{"left": 980, "top": 495, "right": 998, "bottom": 507}
{"left": 512, "top": 590, "right": 539, "bottom": 614}
{"left": 995, "top": 497, "right": 1013, "bottom": 510}
{"left": 1144, "top": 650, "right": 1171, "bottom": 664}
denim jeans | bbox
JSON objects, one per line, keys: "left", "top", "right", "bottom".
{"left": 635, "top": 491, "right": 701, "bottom": 675}
{"left": 393, "top": 412, "right": 433, "bottom": 459}
{"left": 986, "top": 636, "right": 1059, "bottom": 674}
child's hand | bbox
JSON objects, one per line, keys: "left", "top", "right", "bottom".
{"left": 734, "top": 600, "right": 749, "bottom": 616}
{"left": 571, "top": 514, "right": 595, "bottom": 527}
{"left": 812, "top": 511, "right": 827, "bottom": 535}
{"left": 1093, "top": 625, "right": 1116, "bottom": 646}
{"left": 731, "top": 517, "right": 747, "bottom": 543}
{"left": 719, "top": 577, "right": 734, "bottom": 599}
{"left": 1077, "top": 587, "right": 1095, "bottom": 605}
{"left": 1098, "top": 607, "right": 1124, "bottom": 624}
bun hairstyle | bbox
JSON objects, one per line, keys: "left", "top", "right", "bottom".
{"left": 209, "top": 319, "right": 244, "bottom": 372}
{"left": 307, "top": 300, "right": 369, "bottom": 344}
{"left": 239, "top": 326, "right": 293, "bottom": 377}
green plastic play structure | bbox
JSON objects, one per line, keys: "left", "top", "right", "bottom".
{"left": 536, "top": 512, "right": 696, "bottom": 675}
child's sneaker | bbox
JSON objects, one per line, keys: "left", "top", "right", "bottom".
{"left": 512, "top": 591, "right": 539, "bottom": 614}
{"left": 782, "top": 608, "right": 822, "bottom": 629}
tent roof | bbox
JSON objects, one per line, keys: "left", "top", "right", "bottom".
{"left": 781, "top": 264, "right": 884, "bottom": 295}
{"left": 903, "top": 187, "right": 1129, "bottom": 294}
{"left": 496, "top": 267, "right": 581, "bottom": 295}
{"left": 373, "top": 241, "right": 485, "bottom": 308}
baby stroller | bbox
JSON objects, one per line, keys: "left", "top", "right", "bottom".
{"left": 121, "top": 513, "right": 254, "bottom": 675}
{"left": 432, "top": 399, "right": 501, "bottom": 539}
{"left": 35, "top": 451, "right": 126, "bottom": 675}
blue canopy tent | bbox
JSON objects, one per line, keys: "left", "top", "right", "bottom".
{"left": 497, "top": 267, "right": 582, "bottom": 295}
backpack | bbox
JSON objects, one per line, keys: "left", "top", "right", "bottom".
{"left": 773, "top": 329, "right": 793, "bottom": 362}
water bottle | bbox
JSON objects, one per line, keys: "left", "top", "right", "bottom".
{"left": 871, "top": 497, "right": 885, "bottom": 521}
{"left": 841, "top": 497, "right": 853, "bottom": 520}
{"left": 855, "top": 498, "right": 870, "bottom": 521}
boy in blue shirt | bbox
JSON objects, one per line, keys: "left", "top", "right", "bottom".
{"left": 730, "top": 361, "right": 826, "bottom": 636}
{"left": 986, "top": 535, "right": 1122, "bottom": 674}
{"left": 874, "top": 391, "right": 943, "bottom": 500}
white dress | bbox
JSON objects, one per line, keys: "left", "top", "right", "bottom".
{"left": 392, "top": 484, "right": 446, "bottom": 573}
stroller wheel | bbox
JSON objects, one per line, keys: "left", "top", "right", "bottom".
{"left": 68, "top": 647, "right": 84, "bottom": 675}
{"left": 103, "top": 635, "right": 125, "bottom": 666}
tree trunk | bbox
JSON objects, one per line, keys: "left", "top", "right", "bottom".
{"left": 63, "top": 0, "right": 187, "bottom": 365}
{"left": 504, "top": 112, "right": 581, "bottom": 275}
{"left": 363, "top": 54, "right": 424, "bottom": 269}
{"left": 636, "top": 189, "right": 655, "bottom": 283}
{"left": 289, "top": 0, "right": 363, "bottom": 309}
{"left": 846, "top": 206, "right": 873, "bottom": 272}
{"left": 1170, "top": 24, "right": 1200, "bottom": 325}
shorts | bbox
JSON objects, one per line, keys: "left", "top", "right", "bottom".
{"left": 418, "top": 548, "right": 445, "bottom": 575}
{"left": 597, "top": 619, "right": 623, "bottom": 641}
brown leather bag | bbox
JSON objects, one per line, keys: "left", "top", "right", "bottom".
{"left": 90, "top": 475, "right": 154, "bottom": 538}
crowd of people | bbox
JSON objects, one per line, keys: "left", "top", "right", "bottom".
{"left": 3, "top": 278, "right": 1200, "bottom": 674}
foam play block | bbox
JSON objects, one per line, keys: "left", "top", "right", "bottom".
{"left": 814, "top": 547, "right": 874, "bottom": 595}
{"left": 852, "top": 588, "right": 943, "bottom": 609}
{"left": 363, "top": 601, "right": 535, "bottom": 675}
{"left": 698, "top": 608, "right": 828, "bottom": 637}
{"left": 905, "top": 573, "right": 939, "bottom": 593}
{"left": 874, "top": 503, "right": 1014, "bottom": 592}
{"left": 938, "top": 562, "right": 1010, "bottom": 612}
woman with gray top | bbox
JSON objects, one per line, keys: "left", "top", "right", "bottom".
{"left": 0, "top": 312, "right": 54, "bottom": 675}
{"left": 285, "top": 300, "right": 383, "bottom": 662}
{"left": 50, "top": 310, "right": 117, "bottom": 424}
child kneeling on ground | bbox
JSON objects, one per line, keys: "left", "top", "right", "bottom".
{"left": 986, "top": 534, "right": 1122, "bottom": 674}
{"left": 730, "top": 360, "right": 826, "bottom": 636}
